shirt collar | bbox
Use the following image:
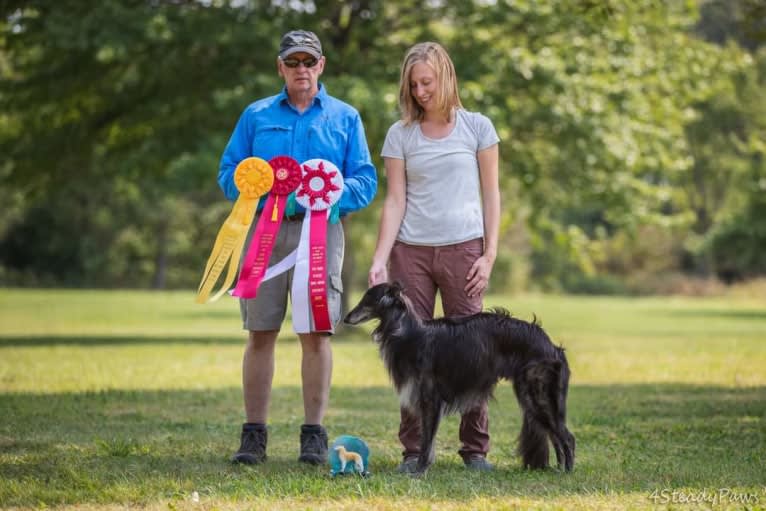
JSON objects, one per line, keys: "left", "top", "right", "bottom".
{"left": 278, "top": 82, "right": 327, "bottom": 109}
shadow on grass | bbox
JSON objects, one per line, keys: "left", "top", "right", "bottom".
{"left": 0, "top": 328, "right": 370, "bottom": 347}
{"left": 660, "top": 309, "right": 766, "bottom": 321}
{"left": 0, "top": 332, "right": 308, "bottom": 349}
{"left": 0, "top": 335, "right": 247, "bottom": 347}
{"left": 172, "top": 309, "right": 242, "bottom": 320}
{"left": 1, "top": 383, "right": 765, "bottom": 506}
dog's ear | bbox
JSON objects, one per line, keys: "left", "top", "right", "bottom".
{"left": 379, "top": 288, "right": 396, "bottom": 308}
{"left": 381, "top": 281, "right": 408, "bottom": 310}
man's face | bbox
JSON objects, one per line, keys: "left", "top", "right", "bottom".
{"left": 278, "top": 52, "right": 325, "bottom": 95}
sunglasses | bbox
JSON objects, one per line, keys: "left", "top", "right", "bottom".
{"left": 281, "top": 56, "right": 319, "bottom": 68}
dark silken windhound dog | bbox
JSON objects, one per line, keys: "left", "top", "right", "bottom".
{"left": 344, "top": 282, "right": 575, "bottom": 475}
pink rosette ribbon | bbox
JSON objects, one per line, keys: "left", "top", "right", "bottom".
{"left": 232, "top": 156, "right": 302, "bottom": 299}
{"left": 292, "top": 159, "right": 344, "bottom": 333}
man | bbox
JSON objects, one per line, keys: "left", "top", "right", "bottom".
{"left": 218, "top": 30, "right": 377, "bottom": 465}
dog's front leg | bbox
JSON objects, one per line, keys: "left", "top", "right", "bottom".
{"left": 414, "top": 397, "right": 443, "bottom": 476}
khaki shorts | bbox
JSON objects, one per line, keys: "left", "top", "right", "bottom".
{"left": 239, "top": 214, "right": 344, "bottom": 333}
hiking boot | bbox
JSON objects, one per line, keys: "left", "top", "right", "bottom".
{"left": 231, "top": 423, "right": 267, "bottom": 464}
{"left": 397, "top": 455, "right": 419, "bottom": 474}
{"left": 463, "top": 454, "right": 493, "bottom": 471}
{"left": 298, "top": 424, "right": 328, "bottom": 465}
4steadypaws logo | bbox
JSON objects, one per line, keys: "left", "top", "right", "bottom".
{"left": 648, "top": 487, "right": 764, "bottom": 506}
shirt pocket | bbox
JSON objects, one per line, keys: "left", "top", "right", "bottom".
{"left": 253, "top": 125, "right": 292, "bottom": 159}
{"left": 307, "top": 124, "right": 347, "bottom": 166}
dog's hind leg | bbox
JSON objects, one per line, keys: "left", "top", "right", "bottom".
{"left": 518, "top": 411, "right": 550, "bottom": 469}
{"left": 514, "top": 364, "right": 555, "bottom": 470}
{"left": 553, "top": 350, "right": 576, "bottom": 471}
{"left": 528, "top": 359, "right": 576, "bottom": 472}
{"left": 550, "top": 427, "right": 567, "bottom": 470}
{"left": 551, "top": 417, "right": 576, "bottom": 472}
{"left": 548, "top": 358, "right": 575, "bottom": 472}
{"left": 547, "top": 411, "right": 575, "bottom": 472}
{"left": 415, "top": 397, "right": 443, "bottom": 475}
{"left": 545, "top": 420, "right": 575, "bottom": 472}
{"left": 557, "top": 427, "right": 575, "bottom": 472}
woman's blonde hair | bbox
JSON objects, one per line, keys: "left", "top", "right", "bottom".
{"left": 398, "top": 42, "right": 463, "bottom": 124}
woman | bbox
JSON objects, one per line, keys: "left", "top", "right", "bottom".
{"left": 368, "top": 42, "right": 500, "bottom": 473}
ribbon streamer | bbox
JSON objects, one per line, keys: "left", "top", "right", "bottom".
{"left": 196, "top": 157, "right": 274, "bottom": 303}
{"left": 232, "top": 156, "right": 301, "bottom": 299}
{"left": 291, "top": 159, "right": 343, "bottom": 333}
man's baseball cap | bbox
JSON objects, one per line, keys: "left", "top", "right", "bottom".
{"left": 279, "top": 30, "right": 322, "bottom": 59}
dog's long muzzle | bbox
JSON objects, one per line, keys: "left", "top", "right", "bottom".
{"left": 343, "top": 307, "right": 369, "bottom": 325}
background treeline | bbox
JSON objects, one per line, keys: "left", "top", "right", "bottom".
{"left": 1, "top": 0, "right": 764, "bottom": 295}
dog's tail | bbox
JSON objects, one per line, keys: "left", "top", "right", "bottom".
{"left": 516, "top": 351, "right": 575, "bottom": 471}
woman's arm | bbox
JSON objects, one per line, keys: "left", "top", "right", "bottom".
{"left": 368, "top": 157, "right": 407, "bottom": 286}
{"left": 465, "top": 143, "right": 500, "bottom": 297}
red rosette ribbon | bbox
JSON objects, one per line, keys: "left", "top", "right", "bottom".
{"left": 232, "top": 156, "right": 302, "bottom": 299}
{"left": 291, "top": 159, "right": 344, "bottom": 333}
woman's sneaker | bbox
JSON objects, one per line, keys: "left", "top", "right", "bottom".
{"left": 463, "top": 454, "right": 493, "bottom": 471}
{"left": 397, "top": 455, "right": 419, "bottom": 474}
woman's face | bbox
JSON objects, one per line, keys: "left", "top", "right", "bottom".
{"left": 409, "top": 61, "right": 438, "bottom": 113}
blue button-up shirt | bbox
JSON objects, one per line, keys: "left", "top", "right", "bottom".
{"left": 218, "top": 84, "right": 377, "bottom": 216}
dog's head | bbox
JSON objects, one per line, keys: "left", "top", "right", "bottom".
{"left": 343, "top": 282, "right": 406, "bottom": 325}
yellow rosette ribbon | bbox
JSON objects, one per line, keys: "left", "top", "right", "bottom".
{"left": 196, "top": 157, "right": 274, "bottom": 303}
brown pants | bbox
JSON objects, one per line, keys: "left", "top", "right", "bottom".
{"left": 389, "top": 238, "right": 490, "bottom": 461}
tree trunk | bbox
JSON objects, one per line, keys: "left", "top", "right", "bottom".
{"left": 152, "top": 222, "right": 168, "bottom": 289}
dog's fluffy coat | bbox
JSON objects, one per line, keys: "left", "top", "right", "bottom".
{"left": 344, "top": 283, "right": 575, "bottom": 475}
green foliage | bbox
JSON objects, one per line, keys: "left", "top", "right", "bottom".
{"left": 704, "top": 193, "right": 766, "bottom": 282}
{"left": 684, "top": 47, "right": 766, "bottom": 278}
{"left": 1, "top": 0, "right": 765, "bottom": 291}
{"left": 696, "top": 0, "right": 766, "bottom": 51}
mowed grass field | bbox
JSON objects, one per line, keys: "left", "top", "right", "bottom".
{"left": 1, "top": 288, "right": 765, "bottom": 510}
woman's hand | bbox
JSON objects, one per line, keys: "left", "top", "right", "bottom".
{"left": 368, "top": 261, "right": 389, "bottom": 287}
{"left": 465, "top": 255, "right": 494, "bottom": 297}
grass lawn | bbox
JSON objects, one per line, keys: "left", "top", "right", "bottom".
{"left": 1, "top": 288, "right": 765, "bottom": 510}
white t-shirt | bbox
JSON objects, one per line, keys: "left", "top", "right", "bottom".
{"left": 381, "top": 109, "right": 500, "bottom": 246}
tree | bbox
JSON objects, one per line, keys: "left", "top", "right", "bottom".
{"left": 1, "top": 0, "right": 761, "bottom": 292}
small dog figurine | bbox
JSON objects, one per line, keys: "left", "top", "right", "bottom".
{"left": 334, "top": 445, "right": 365, "bottom": 474}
